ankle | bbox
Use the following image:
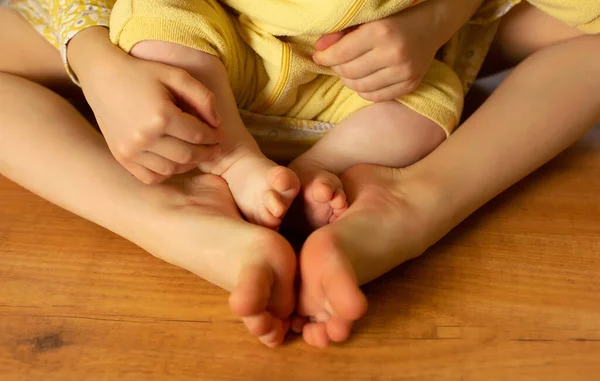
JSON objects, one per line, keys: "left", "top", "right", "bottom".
{"left": 208, "top": 142, "right": 265, "bottom": 176}
{"left": 393, "top": 165, "right": 455, "bottom": 234}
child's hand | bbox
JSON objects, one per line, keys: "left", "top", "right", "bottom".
{"left": 69, "top": 28, "right": 222, "bottom": 184}
{"left": 313, "top": 6, "right": 441, "bottom": 102}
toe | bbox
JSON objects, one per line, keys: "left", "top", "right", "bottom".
{"left": 268, "top": 166, "right": 300, "bottom": 194}
{"left": 326, "top": 317, "right": 353, "bottom": 343}
{"left": 303, "top": 322, "right": 330, "bottom": 348}
{"left": 330, "top": 188, "right": 347, "bottom": 211}
{"left": 302, "top": 323, "right": 314, "bottom": 346}
{"left": 258, "top": 317, "right": 287, "bottom": 348}
{"left": 256, "top": 204, "right": 282, "bottom": 229}
{"left": 229, "top": 264, "right": 273, "bottom": 317}
{"left": 312, "top": 179, "right": 336, "bottom": 204}
{"left": 242, "top": 311, "right": 273, "bottom": 337}
{"left": 264, "top": 190, "right": 286, "bottom": 218}
{"left": 268, "top": 281, "right": 295, "bottom": 320}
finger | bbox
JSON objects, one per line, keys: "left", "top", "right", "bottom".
{"left": 134, "top": 151, "right": 178, "bottom": 177}
{"left": 342, "top": 66, "right": 408, "bottom": 94}
{"left": 163, "top": 69, "right": 221, "bottom": 127}
{"left": 166, "top": 111, "right": 221, "bottom": 144}
{"left": 150, "top": 136, "right": 221, "bottom": 165}
{"left": 173, "top": 163, "right": 198, "bottom": 175}
{"left": 315, "top": 31, "right": 346, "bottom": 51}
{"left": 149, "top": 135, "right": 217, "bottom": 164}
{"left": 358, "top": 79, "right": 421, "bottom": 103}
{"left": 330, "top": 50, "right": 389, "bottom": 80}
{"left": 313, "top": 28, "right": 371, "bottom": 67}
{"left": 124, "top": 161, "right": 169, "bottom": 185}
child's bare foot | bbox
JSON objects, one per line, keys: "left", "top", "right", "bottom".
{"left": 214, "top": 147, "right": 300, "bottom": 229}
{"left": 294, "top": 164, "right": 444, "bottom": 347}
{"left": 137, "top": 172, "right": 297, "bottom": 348}
{"left": 288, "top": 157, "right": 348, "bottom": 229}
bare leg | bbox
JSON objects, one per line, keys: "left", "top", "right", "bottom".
{"left": 0, "top": 9, "right": 295, "bottom": 348}
{"left": 130, "top": 41, "right": 300, "bottom": 229}
{"left": 296, "top": 7, "right": 598, "bottom": 347}
{"left": 289, "top": 102, "right": 445, "bottom": 229}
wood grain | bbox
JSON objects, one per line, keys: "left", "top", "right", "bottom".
{"left": 1, "top": 127, "right": 599, "bottom": 381}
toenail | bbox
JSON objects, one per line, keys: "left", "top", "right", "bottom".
{"left": 324, "top": 300, "right": 334, "bottom": 315}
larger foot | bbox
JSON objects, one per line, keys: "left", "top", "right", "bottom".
{"left": 294, "top": 164, "right": 442, "bottom": 347}
{"left": 137, "top": 172, "right": 297, "bottom": 347}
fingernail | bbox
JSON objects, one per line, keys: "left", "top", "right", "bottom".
{"left": 213, "top": 109, "right": 222, "bottom": 126}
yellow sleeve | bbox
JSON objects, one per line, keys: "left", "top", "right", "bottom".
{"left": 50, "top": 0, "right": 116, "bottom": 82}
{"left": 525, "top": 0, "right": 600, "bottom": 34}
{"left": 471, "top": 0, "right": 600, "bottom": 34}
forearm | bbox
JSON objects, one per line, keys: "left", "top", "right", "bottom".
{"left": 424, "top": 0, "right": 485, "bottom": 48}
{"left": 412, "top": 35, "right": 600, "bottom": 230}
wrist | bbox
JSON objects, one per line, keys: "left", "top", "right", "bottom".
{"left": 67, "top": 26, "right": 125, "bottom": 81}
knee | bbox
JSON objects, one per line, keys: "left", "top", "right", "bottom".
{"left": 398, "top": 115, "right": 446, "bottom": 162}
{"left": 338, "top": 101, "right": 446, "bottom": 167}
{"left": 367, "top": 101, "right": 446, "bottom": 158}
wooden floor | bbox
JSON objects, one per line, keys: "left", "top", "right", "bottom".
{"left": 0, "top": 126, "right": 599, "bottom": 381}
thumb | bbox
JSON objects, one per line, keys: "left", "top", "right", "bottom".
{"left": 315, "top": 31, "right": 346, "bottom": 51}
{"left": 163, "top": 70, "right": 222, "bottom": 128}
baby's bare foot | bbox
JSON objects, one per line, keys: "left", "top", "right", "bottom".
{"left": 213, "top": 147, "right": 300, "bottom": 229}
{"left": 139, "top": 172, "right": 297, "bottom": 347}
{"left": 289, "top": 157, "right": 348, "bottom": 229}
{"left": 294, "top": 164, "right": 442, "bottom": 347}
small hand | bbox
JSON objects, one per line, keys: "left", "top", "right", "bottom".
{"left": 72, "top": 29, "right": 222, "bottom": 184}
{"left": 313, "top": 6, "right": 440, "bottom": 102}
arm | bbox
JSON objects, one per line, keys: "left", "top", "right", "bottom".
{"left": 425, "top": 0, "right": 486, "bottom": 50}
{"left": 50, "top": 0, "right": 115, "bottom": 81}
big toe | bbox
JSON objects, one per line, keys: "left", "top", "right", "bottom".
{"left": 243, "top": 312, "right": 289, "bottom": 348}
{"left": 310, "top": 174, "right": 343, "bottom": 205}
{"left": 229, "top": 264, "right": 272, "bottom": 317}
{"left": 261, "top": 167, "right": 300, "bottom": 223}
{"left": 326, "top": 316, "right": 354, "bottom": 343}
{"left": 268, "top": 166, "right": 300, "bottom": 196}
